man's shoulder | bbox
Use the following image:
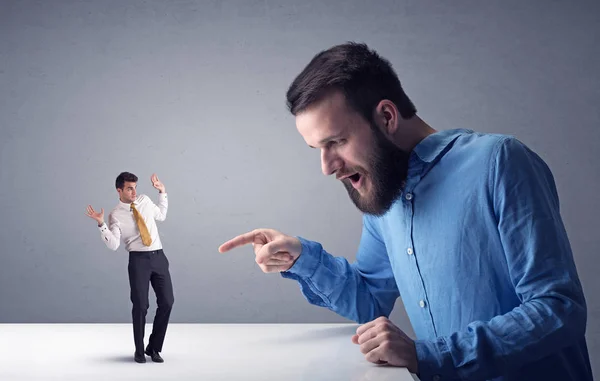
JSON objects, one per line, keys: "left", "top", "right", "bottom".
{"left": 108, "top": 205, "right": 123, "bottom": 222}
{"left": 448, "top": 131, "right": 526, "bottom": 171}
{"left": 456, "top": 131, "right": 549, "bottom": 186}
{"left": 455, "top": 130, "right": 515, "bottom": 153}
{"left": 137, "top": 194, "right": 159, "bottom": 209}
{"left": 136, "top": 194, "right": 150, "bottom": 203}
{"left": 462, "top": 131, "right": 540, "bottom": 165}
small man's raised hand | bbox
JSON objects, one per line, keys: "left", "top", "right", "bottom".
{"left": 151, "top": 173, "right": 165, "bottom": 193}
{"left": 85, "top": 205, "right": 104, "bottom": 225}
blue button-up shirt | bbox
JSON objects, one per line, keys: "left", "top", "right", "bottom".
{"left": 282, "top": 129, "right": 592, "bottom": 381}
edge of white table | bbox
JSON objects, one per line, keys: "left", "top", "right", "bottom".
{"left": 0, "top": 323, "right": 420, "bottom": 380}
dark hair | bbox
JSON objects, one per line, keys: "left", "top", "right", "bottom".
{"left": 115, "top": 172, "right": 138, "bottom": 189}
{"left": 286, "top": 42, "right": 416, "bottom": 124}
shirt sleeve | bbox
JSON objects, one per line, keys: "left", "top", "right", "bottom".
{"left": 415, "top": 136, "right": 588, "bottom": 381}
{"left": 281, "top": 215, "right": 400, "bottom": 323}
{"left": 151, "top": 193, "right": 168, "bottom": 221}
{"left": 98, "top": 212, "right": 121, "bottom": 251}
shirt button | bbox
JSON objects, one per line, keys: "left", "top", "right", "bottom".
{"left": 419, "top": 300, "right": 426, "bottom": 308}
{"left": 405, "top": 193, "right": 413, "bottom": 200}
{"left": 407, "top": 248, "right": 413, "bottom": 255}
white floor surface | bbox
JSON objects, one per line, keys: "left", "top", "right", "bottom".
{"left": 0, "top": 323, "right": 420, "bottom": 381}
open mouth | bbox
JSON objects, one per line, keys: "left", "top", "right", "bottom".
{"left": 342, "top": 173, "right": 363, "bottom": 189}
{"left": 349, "top": 173, "right": 361, "bottom": 184}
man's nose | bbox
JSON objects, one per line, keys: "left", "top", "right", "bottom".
{"left": 321, "top": 149, "right": 342, "bottom": 176}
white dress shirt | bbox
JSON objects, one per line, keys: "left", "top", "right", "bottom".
{"left": 98, "top": 193, "right": 168, "bottom": 252}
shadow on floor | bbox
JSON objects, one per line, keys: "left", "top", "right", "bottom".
{"left": 101, "top": 355, "right": 136, "bottom": 363}
{"left": 258, "top": 324, "right": 360, "bottom": 345}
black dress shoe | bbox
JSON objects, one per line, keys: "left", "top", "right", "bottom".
{"left": 134, "top": 352, "right": 146, "bottom": 363}
{"left": 145, "top": 346, "right": 164, "bottom": 363}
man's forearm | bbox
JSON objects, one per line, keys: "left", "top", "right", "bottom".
{"left": 281, "top": 237, "right": 398, "bottom": 323}
{"left": 98, "top": 222, "right": 120, "bottom": 251}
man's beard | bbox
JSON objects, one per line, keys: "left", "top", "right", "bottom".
{"left": 342, "top": 126, "right": 410, "bottom": 216}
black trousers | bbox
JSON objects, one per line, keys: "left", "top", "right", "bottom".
{"left": 128, "top": 249, "right": 174, "bottom": 354}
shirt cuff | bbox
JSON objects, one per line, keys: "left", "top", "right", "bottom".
{"left": 283, "top": 237, "right": 322, "bottom": 278}
{"left": 98, "top": 222, "right": 108, "bottom": 232}
{"left": 415, "top": 338, "right": 457, "bottom": 381}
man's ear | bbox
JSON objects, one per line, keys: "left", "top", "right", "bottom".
{"left": 374, "top": 99, "right": 399, "bottom": 137}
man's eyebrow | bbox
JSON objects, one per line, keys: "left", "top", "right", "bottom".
{"left": 308, "top": 133, "right": 343, "bottom": 149}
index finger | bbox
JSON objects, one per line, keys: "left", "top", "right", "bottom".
{"left": 218, "top": 231, "right": 259, "bottom": 253}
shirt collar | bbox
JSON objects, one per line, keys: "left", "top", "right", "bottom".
{"left": 412, "top": 128, "right": 470, "bottom": 163}
{"left": 118, "top": 196, "right": 139, "bottom": 210}
{"left": 119, "top": 200, "right": 132, "bottom": 210}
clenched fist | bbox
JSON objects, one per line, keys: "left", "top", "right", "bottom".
{"left": 352, "top": 316, "right": 418, "bottom": 374}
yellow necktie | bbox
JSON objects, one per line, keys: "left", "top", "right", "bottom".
{"left": 131, "top": 203, "right": 152, "bottom": 246}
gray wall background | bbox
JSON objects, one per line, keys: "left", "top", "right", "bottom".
{"left": 1, "top": 0, "right": 598, "bottom": 374}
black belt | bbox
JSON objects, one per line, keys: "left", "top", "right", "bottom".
{"left": 129, "top": 249, "right": 163, "bottom": 254}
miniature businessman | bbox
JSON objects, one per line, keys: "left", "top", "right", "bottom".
{"left": 86, "top": 172, "right": 174, "bottom": 363}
